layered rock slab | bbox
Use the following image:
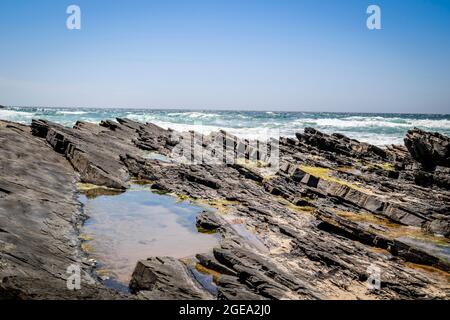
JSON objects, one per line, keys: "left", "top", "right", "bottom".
{"left": 0, "top": 120, "right": 121, "bottom": 299}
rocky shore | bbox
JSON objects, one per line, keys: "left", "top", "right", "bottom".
{"left": 0, "top": 117, "right": 449, "bottom": 300}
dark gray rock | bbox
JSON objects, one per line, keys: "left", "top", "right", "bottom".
{"left": 31, "top": 119, "right": 134, "bottom": 189}
{"left": 217, "top": 275, "right": 267, "bottom": 300}
{"left": 0, "top": 121, "right": 123, "bottom": 299}
{"left": 196, "top": 211, "right": 222, "bottom": 231}
{"left": 2, "top": 119, "right": 449, "bottom": 300}
{"left": 129, "top": 257, "right": 213, "bottom": 300}
{"left": 195, "top": 253, "right": 237, "bottom": 276}
{"left": 405, "top": 128, "right": 450, "bottom": 170}
{"left": 296, "top": 127, "right": 387, "bottom": 159}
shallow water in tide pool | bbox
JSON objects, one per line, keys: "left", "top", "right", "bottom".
{"left": 78, "top": 184, "right": 218, "bottom": 291}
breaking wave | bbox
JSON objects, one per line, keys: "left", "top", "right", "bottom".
{"left": 1, "top": 107, "right": 449, "bottom": 146}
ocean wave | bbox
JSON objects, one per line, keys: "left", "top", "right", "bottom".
{"left": 0, "top": 109, "right": 35, "bottom": 122}
{"left": 125, "top": 113, "right": 158, "bottom": 123}
{"left": 137, "top": 121, "right": 401, "bottom": 146}
{"left": 1, "top": 108, "right": 449, "bottom": 147}
{"left": 146, "top": 121, "right": 277, "bottom": 140}
{"left": 166, "top": 111, "right": 222, "bottom": 119}
{"left": 56, "top": 111, "right": 89, "bottom": 115}
{"left": 292, "top": 117, "right": 450, "bottom": 130}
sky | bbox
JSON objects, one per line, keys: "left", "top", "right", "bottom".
{"left": 0, "top": 0, "right": 449, "bottom": 113}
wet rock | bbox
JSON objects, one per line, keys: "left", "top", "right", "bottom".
{"left": 196, "top": 253, "right": 237, "bottom": 276}
{"left": 196, "top": 212, "right": 222, "bottom": 231}
{"left": 129, "top": 257, "right": 213, "bottom": 300}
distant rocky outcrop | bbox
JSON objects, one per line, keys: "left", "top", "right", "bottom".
{"left": 296, "top": 127, "right": 387, "bottom": 160}
{"left": 405, "top": 128, "right": 450, "bottom": 170}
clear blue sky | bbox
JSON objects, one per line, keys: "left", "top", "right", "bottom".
{"left": 1, "top": 0, "right": 449, "bottom": 113}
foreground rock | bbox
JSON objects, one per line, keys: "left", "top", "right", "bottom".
{"left": 0, "top": 120, "right": 123, "bottom": 299}
{"left": 1, "top": 117, "right": 449, "bottom": 300}
{"left": 130, "top": 257, "right": 213, "bottom": 300}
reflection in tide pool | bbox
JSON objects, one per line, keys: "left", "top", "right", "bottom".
{"left": 79, "top": 184, "right": 218, "bottom": 288}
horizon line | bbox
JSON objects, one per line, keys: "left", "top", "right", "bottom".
{"left": 3, "top": 105, "right": 450, "bottom": 116}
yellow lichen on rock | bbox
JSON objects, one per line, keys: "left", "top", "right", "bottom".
{"left": 277, "top": 197, "right": 315, "bottom": 214}
{"left": 299, "top": 165, "right": 371, "bottom": 194}
{"left": 79, "top": 233, "right": 93, "bottom": 241}
{"left": 81, "top": 242, "right": 93, "bottom": 253}
{"left": 195, "top": 263, "right": 221, "bottom": 283}
{"left": 198, "top": 199, "right": 239, "bottom": 214}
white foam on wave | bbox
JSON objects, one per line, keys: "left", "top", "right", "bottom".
{"left": 125, "top": 113, "right": 158, "bottom": 123}
{"left": 123, "top": 113, "right": 450, "bottom": 146}
{"left": 166, "top": 111, "right": 222, "bottom": 119}
{"left": 134, "top": 120, "right": 276, "bottom": 141}
{"left": 2, "top": 109, "right": 448, "bottom": 147}
{"left": 56, "top": 111, "right": 89, "bottom": 115}
{"left": 293, "top": 117, "right": 450, "bottom": 129}
{"left": 0, "top": 109, "right": 35, "bottom": 123}
{"left": 140, "top": 121, "right": 399, "bottom": 146}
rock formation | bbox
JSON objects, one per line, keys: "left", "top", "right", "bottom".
{"left": 405, "top": 128, "right": 450, "bottom": 170}
{"left": 0, "top": 118, "right": 449, "bottom": 300}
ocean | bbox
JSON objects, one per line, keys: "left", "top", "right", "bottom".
{"left": 1, "top": 106, "right": 450, "bottom": 146}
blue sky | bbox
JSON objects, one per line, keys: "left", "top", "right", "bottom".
{"left": 0, "top": 0, "right": 449, "bottom": 113}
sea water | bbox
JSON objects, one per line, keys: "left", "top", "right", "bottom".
{"left": 1, "top": 106, "right": 450, "bottom": 146}
{"left": 78, "top": 184, "right": 218, "bottom": 288}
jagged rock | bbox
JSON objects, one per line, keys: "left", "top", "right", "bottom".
{"left": 296, "top": 127, "right": 387, "bottom": 159}
{"left": 196, "top": 212, "right": 222, "bottom": 231}
{"left": 183, "top": 172, "right": 221, "bottom": 189}
{"left": 231, "top": 164, "right": 264, "bottom": 182}
{"left": 413, "top": 169, "right": 450, "bottom": 190}
{"left": 31, "top": 119, "right": 134, "bottom": 189}
{"left": 196, "top": 253, "right": 237, "bottom": 276}
{"left": 405, "top": 128, "right": 450, "bottom": 170}
{"left": 213, "top": 241, "right": 323, "bottom": 300}
{"left": 315, "top": 209, "right": 450, "bottom": 272}
{"left": 217, "top": 275, "right": 267, "bottom": 300}
{"left": 129, "top": 257, "right": 213, "bottom": 300}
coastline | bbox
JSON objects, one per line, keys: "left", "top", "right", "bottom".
{"left": 0, "top": 117, "right": 449, "bottom": 300}
{"left": 2, "top": 106, "right": 450, "bottom": 147}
